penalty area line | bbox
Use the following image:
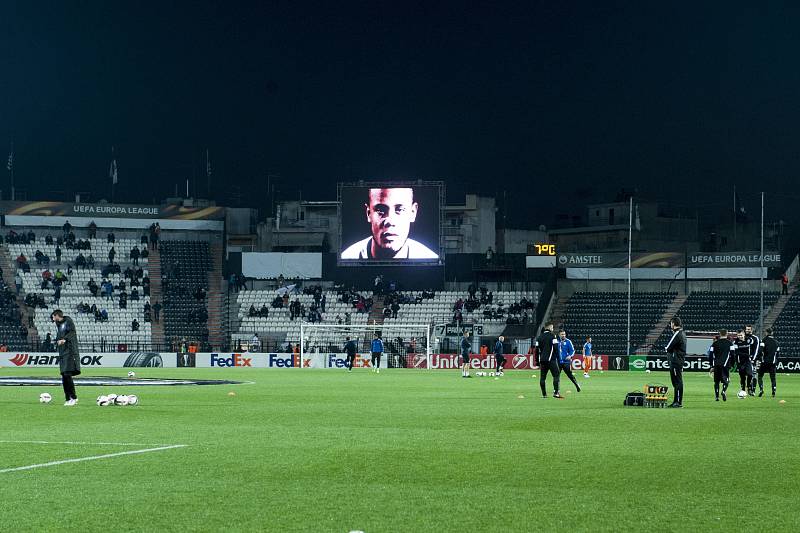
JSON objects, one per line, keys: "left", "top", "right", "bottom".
{"left": 0, "top": 444, "right": 188, "bottom": 474}
{"left": 0, "top": 440, "right": 179, "bottom": 447}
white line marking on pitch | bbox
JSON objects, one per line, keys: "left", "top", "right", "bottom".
{"left": 0, "top": 440, "right": 177, "bottom": 447}
{"left": 0, "top": 444, "right": 188, "bottom": 474}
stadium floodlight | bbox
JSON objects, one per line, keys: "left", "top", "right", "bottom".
{"left": 299, "top": 323, "right": 431, "bottom": 369}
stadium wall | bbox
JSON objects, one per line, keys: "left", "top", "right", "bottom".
{"left": 557, "top": 278, "right": 783, "bottom": 298}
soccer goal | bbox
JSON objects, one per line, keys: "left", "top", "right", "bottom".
{"left": 299, "top": 323, "right": 432, "bottom": 369}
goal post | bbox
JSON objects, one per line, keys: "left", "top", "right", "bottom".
{"left": 299, "top": 322, "right": 432, "bottom": 369}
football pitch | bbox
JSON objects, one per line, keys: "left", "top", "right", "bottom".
{"left": 2, "top": 368, "right": 798, "bottom": 532}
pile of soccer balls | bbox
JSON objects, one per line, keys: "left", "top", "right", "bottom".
{"left": 96, "top": 393, "right": 139, "bottom": 406}
{"left": 475, "top": 371, "right": 503, "bottom": 377}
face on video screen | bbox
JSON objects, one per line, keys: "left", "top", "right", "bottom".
{"left": 340, "top": 185, "right": 439, "bottom": 262}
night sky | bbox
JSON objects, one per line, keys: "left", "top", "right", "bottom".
{"left": 2, "top": 2, "right": 800, "bottom": 228}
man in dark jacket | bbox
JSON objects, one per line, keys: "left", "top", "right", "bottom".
{"left": 460, "top": 331, "right": 472, "bottom": 378}
{"left": 494, "top": 335, "right": 506, "bottom": 376}
{"left": 52, "top": 309, "right": 80, "bottom": 406}
{"left": 758, "top": 328, "right": 780, "bottom": 397}
{"left": 665, "top": 317, "right": 687, "bottom": 408}
{"left": 535, "top": 323, "right": 561, "bottom": 398}
{"left": 344, "top": 336, "right": 357, "bottom": 372}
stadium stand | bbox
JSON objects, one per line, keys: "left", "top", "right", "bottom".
{"left": 772, "top": 291, "right": 800, "bottom": 357}
{"left": 159, "top": 241, "right": 212, "bottom": 350}
{"left": 6, "top": 236, "right": 152, "bottom": 350}
{"left": 649, "top": 291, "right": 781, "bottom": 353}
{"left": 0, "top": 273, "right": 27, "bottom": 349}
{"left": 232, "top": 288, "right": 538, "bottom": 352}
{"left": 561, "top": 291, "right": 676, "bottom": 356}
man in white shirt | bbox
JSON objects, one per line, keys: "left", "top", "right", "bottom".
{"left": 341, "top": 187, "right": 438, "bottom": 260}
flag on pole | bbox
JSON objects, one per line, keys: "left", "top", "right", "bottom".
{"left": 6, "top": 151, "right": 12, "bottom": 172}
{"left": 634, "top": 204, "right": 641, "bottom": 231}
{"left": 109, "top": 158, "right": 118, "bottom": 185}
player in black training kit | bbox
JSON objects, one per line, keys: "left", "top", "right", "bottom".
{"left": 757, "top": 328, "right": 780, "bottom": 397}
{"left": 535, "top": 323, "right": 561, "bottom": 398}
{"left": 744, "top": 325, "right": 760, "bottom": 395}
{"left": 733, "top": 330, "right": 752, "bottom": 394}
{"left": 665, "top": 317, "right": 686, "bottom": 407}
{"left": 708, "top": 329, "right": 734, "bottom": 401}
{"left": 344, "top": 336, "right": 357, "bottom": 372}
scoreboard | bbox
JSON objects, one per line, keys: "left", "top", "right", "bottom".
{"left": 525, "top": 243, "right": 557, "bottom": 268}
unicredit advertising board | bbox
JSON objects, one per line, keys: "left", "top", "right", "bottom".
{"left": 404, "top": 353, "right": 608, "bottom": 371}
{"left": 0, "top": 352, "right": 177, "bottom": 368}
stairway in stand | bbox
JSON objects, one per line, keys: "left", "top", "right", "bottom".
{"left": 764, "top": 274, "right": 800, "bottom": 331}
{"left": 367, "top": 295, "right": 386, "bottom": 325}
{"left": 206, "top": 243, "right": 225, "bottom": 350}
{"left": 639, "top": 293, "right": 686, "bottom": 353}
{"left": 148, "top": 246, "right": 165, "bottom": 349}
{"left": 0, "top": 246, "right": 38, "bottom": 348}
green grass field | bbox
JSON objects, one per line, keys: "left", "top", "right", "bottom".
{"left": 1, "top": 368, "right": 799, "bottom": 532}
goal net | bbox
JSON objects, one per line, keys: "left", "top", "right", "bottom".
{"left": 299, "top": 323, "right": 431, "bottom": 369}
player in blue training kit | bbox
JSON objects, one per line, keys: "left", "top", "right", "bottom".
{"left": 557, "top": 330, "right": 581, "bottom": 392}
{"left": 344, "top": 336, "right": 357, "bottom": 372}
{"left": 370, "top": 333, "right": 384, "bottom": 373}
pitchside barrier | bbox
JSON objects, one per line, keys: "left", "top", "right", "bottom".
{"left": 3, "top": 352, "right": 799, "bottom": 373}
{"left": 0, "top": 352, "right": 178, "bottom": 368}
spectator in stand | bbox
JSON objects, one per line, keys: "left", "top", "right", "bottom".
{"left": 383, "top": 306, "right": 392, "bottom": 319}
{"left": 782, "top": 272, "right": 789, "bottom": 295}
{"left": 108, "top": 246, "right": 116, "bottom": 264}
{"left": 102, "top": 279, "right": 113, "bottom": 300}
{"left": 345, "top": 312, "right": 352, "bottom": 325}
{"left": 391, "top": 301, "right": 400, "bottom": 318}
{"left": 195, "top": 287, "right": 206, "bottom": 301}
{"left": 259, "top": 304, "right": 269, "bottom": 318}
{"left": 153, "top": 301, "right": 162, "bottom": 323}
{"left": 54, "top": 245, "right": 61, "bottom": 264}
{"left": 131, "top": 319, "right": 140, "bottom": 332}
{"left": 100, "top": 308, "right": 108, "bottom": 321}
{"left": 45, "top": 234, "right": 54, "bottom": 245}
{"left": 140, "top": 247, "right": 148, "bottom": 260}
{"left": 130, "top": 288, "right": 140, "bottom": 301}
{"left": 454, "top": 298, "right": 464, "bottom": 311}
{"left": 87, "top": 254, "right": 95, "bottom": 269}
{"left": 62, "top": 220, "right": 72, "bottom": 235}
{"left": 454, "top": 309, "right": 463, "bottom": 327}
{"left": 53, "top": 285, "right": 62, "bottom": 305}
{"left": 250, "top": 334, "right": 261, "bottom": 353}
{"left": 107, "top": 232, "right": 115, "bottom": 243}
{"left": 86, "top": 278, "right": 99, "bottom": 298}
{"left": 14, "top": 272, "right": 22, "bottom": 294}
{"left": 119, "top": 290, "right": 128, "bottom": 309}
{"left": 88, "top": 221, "right": 97, "bottom": 238}
{"left": 15, "top": 253, "right": 27, "bottom": 268}
{"left": 130, "top": 246, "right": 140, "bottom": 265}
{"left": 75, "top": 253, "right": 86, "bottom": 269}
{"left": 248, "top": 304, "right": 257, "bottom": 317}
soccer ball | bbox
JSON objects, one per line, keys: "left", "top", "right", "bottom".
{"left": 96, "top": 395, "right": 111, "bottom": 406}
{"left": 39, "top": 392, "right": 52, "bottom": 404}
{"left": 646, "top": 369, "right": 651, "bottom": 374}
{"left": 127, "top": 371, "right": 136, "bottom": 378}
{"left": 127, "top": 395, "right": 139, "bottom": 406}
{"left": 737, "top": 390, "right": 747, "bottom": 399}
{"left": 114, "top": 395, "right": 129, "bottom": 406}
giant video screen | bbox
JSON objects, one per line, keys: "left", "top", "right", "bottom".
{"left": 339, "top": 184, "right": 441, "bottom": 264}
